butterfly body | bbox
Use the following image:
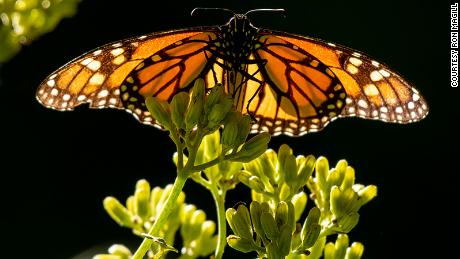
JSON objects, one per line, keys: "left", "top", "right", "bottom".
{"left": 37, "top": 12, "right": 428, "bottom": 136}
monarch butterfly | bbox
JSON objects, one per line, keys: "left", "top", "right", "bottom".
{"left": 36, "top": 8, "right": 428, "bottom": 136}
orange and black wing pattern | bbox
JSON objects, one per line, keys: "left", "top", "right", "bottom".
{"left": 242, "top": 30, "right": 428, "bottom": 136}
{"left": 36, "top": 28, "right": 219, "bottom": 127}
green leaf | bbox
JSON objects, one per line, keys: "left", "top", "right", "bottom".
{"left": 227, "top": 235, "right": 257, "bottom": 253}
{"left": 278, "top": 224, "right": 292, "bottom": 256}
{"left": 260, "top": 212, "right": 279, "bottom": 241}
{"left": 275, "top": 201, "right": 289, "bottom": 228}
{"left": 250, "top": 201, "right": 265, "bottom": 239}
{"left": 301, "top": 207, "right": 321, "bottom": 248}
{"left": 230, "top": 133, "right": 271, "bottom": 162}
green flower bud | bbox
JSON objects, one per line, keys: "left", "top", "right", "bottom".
{"left": 230, "top": 133, "right": 271, "bottom": 162}
{"left": 204, "top": 84, "right": 225, "bottom": 112}
{"left": 297, "top": 155, "right": 316, "bottom": 187}
{"left": 324, "top": 242, "right": 335, "bottom": 259}
{"left": 134, "top": 180, "right": 151, "bottom": 221}
{"left": 201, "top": 130, "right": 220, "bottom": 161}
{"left": 126, "top": 196, "right": 135, "bottom": 214}
{"left": 227, "top": 235, "right": 257, "bottom": 253}
{"left": 201, "top": 220, "right": 216, "bottom": 238}
{"left": 107, "top": 244, "right": 132, "bottom": 258}
{"left": 235, "top": 114, "right": 251, "bottom": 148}
{"left": 291, "top": 192, "right": 307, "bottom": 222}
{"left": 336, "top": 212, "right": 359, "bottom": 233}
{"left": 185, "top": 79, "right": 205, "bottom": 131}
{"left": 278, "top": 144, "right": 298, "bottom": 185}
{"left": 260, "top": 211, "right": 279, "bottom": 241}
{"left": 336, "top": 160, "right": 348, "bottom": 176}
{"left": 226, "top": 208, "right": 237, "bottom": 234}
{"left": 260, "top": 149, "right": 277, "bottom": 183}
{"left": 357, "top": 185, "right": 377, "bottom": 206}
{"left": 345, "top": 242, "right": 364, "bottom": 259}
{"left": 301, "top": 207, "right": 321, "bottom": 248}
{"left": 248, "top": 175, "right": 265, "bottom": 193}
{"left": 316, "top": 157, "right": 329, "bottom": 190}
{"left": 340, "top": 166, "right": 355, "bottom": 190}
{"left": 233, "top": 205, "right": 253, "bottom": 240}
{"left": 207, "top": 98, "right": 233, "bottom": 129}
{"left": 249, "top": 201, "right": 265, "bottom": 240}
{"left": 279, "top": 184, "right": 291, "bottom": 201}
{"left": 170, "top": 92, "right": 190, "bottom": 130}
{"left": 275, "top": 201, "right": 289, "bottom": 228}
{"left": 145, "top": 96, "right": 172, "bottom": 130}
{"left": 189, "top": 209, "right": 206, "bottom": 240}
{"left": 334, "top": 234, "right": 349, "bottom": 259}
{"left": 221, "top": 117, "right": 239, "bottom": 151}
{"left": 278, "top": 224, "right": 293, "bottom": 256}
{"left": 150, "top": 186, "right": 163, "bottom": 217}
{"left": 326, "top": 169, "right": 342, "bottom": 191}
{"left": 309, "top": 237, "right": 326, "bottom": 259}
{"left": 330, "top": 186, "right": 360, "bottom": 218}
{"left": 286, "top": 201, "right": 296, "bottom": 233}
{"left": 103, "top": 197, "right": 134, "bottom": 228}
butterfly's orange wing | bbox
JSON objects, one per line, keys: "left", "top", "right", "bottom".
{"left": 36, "top": 28, "right": 219, "bottom": 126}
{"left": 242, "top": 31, "right": 428, "bottom": 136}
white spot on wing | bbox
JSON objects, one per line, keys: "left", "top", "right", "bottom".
{"left": 370, "top": 71, "right": 383, "bottom": 81}
{"left": 358, "top": 99, "right": 368, "bottom": 109}
{"left": 98, "top": 89, "right": 109, "bottom": 98}
{"left": 47, "top": 79, "right": 55, "bottom": 87}
{"left": 87, "top": 60, "right": 101, "bottom": 71}
{"left": 110, "top": 48, "right": 124, "bottom": 56}
{"left": 81, "top": 58, "right": 94, "bottom": 66}
{"left": 349, "top": 57, "right": 363, "bottom": 66}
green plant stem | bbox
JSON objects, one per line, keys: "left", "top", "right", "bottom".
{"left": 191, "top": 153, "right": 237, "bottom": 173}
{"left": 210, "top": 186, "right": 227, "bottom": 259}
{"left": 132, "top": 174, "right": 188, "bottom": 259}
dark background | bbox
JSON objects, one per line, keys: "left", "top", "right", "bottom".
{"left": 0, "top": 0, "right": 454, "bottom": 258}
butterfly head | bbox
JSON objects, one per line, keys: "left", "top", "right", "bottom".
{"left": 226, "top": 14, "right": 256, "bottom": 33}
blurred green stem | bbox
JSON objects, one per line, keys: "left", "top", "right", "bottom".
{"left": 210, "top": 185, "right": 227, "bottom": 259}
{"left": 132, "top": 173, "right": 188, "bottom": 259}
{"left": 132, "top": 129, "right": 205, "bottom": 259}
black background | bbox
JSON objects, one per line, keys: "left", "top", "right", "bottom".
{"left": 0, "top": 0, "right": 455, "bottom": 258}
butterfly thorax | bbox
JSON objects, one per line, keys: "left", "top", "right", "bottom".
{"left": 217, "top": 14, "right": 259, "bottom": 64}
{"left": 214, "top": 15, "right": 260, "bottom": 100}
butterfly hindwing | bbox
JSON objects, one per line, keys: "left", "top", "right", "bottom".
{"left": 247, "top": 34, "right": 347, "bottom": 135}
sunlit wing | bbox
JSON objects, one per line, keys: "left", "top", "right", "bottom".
{"left": 244, "top": 31, "right": 428, "bottom": 136}
{"left": 36, "top": 28, "right": 219, "bottom": 127}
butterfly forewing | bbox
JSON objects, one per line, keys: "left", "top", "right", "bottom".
{"left": 36, "top": 28, "right": 218, "bottom": 126}
{"left": 267, "top": 31, "right": 428, "bottom": 125}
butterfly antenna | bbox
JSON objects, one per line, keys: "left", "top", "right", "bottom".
{"left": 191, "top": 7, "right": 236, "bottom": 17}
{"left": 245, "top": 8, "right": 287, "bottom": 18}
